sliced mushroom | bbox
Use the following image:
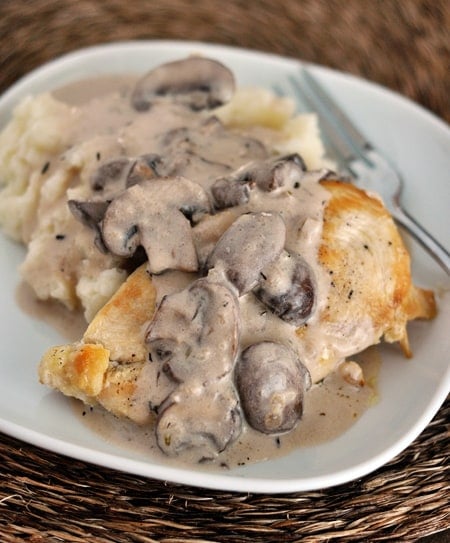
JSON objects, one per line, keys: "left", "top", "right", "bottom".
{"left": 71, "top": 155, "right": 166, "bottom": 249}
{"left": 126, "top": 153, "right": 163, "bottom": 187}
{"left": 101, "top": 177, "right": 211, "bottom": 273}
{"left": 210, "top": 174, "right": 253, "bottom": 209}
{"left": 253, "top": 250, "right": 316, "bottom": 326}
{"left": 251, "top": 153, "right": 306, "bottom": 192}
{"left": 91, "top": 154, "right": 164, "bottom": 194}
{"left": 147, "top": 277, "right": 242, "bottom": 460}
{"left": 157, "top": 125, "right": 232, "bottom": 179}
{"left": 131, "top": 57, "right": 235, "bottom": 112}
{"left": 67, "top": 199, "right": 110, "bottom": 252}
{"left": 211, "top": 153, "right": 306, "bottom": 210}
{"left": 146, "top": 278, "right": 240, "bottom": 383}
{"left": 206, "top": 212, "right": 286, "bottom": 295}
{"left": 235, "top": 341, "right": 311, "bottom": 434}
{"left": 156, "top": 117, "right": 267, "bottom": 183}
{"left": 90, "top": 157, "right": 133, "bottom": 192}
{"left": 156, "top": 380, "right": 241, "bottom": 460}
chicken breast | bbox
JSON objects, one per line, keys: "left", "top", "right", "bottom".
{"left": 295, "top": 179, "right": 436, "bottom": 382}
{"left": 39, "top": 180, "right": 436, "bottom": 426}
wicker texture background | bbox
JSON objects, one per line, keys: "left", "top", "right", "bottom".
{"left": 0, "top": 1, "right": 449, "bottom": 541}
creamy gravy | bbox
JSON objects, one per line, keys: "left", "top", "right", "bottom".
{"left": 73, "top": 347, "right": 380, "bottom": 469}
{"left": 52, "top": 75, "right": 340, "bottom": 381}
{"left": 20, "top": 71, "right": 383, "bottom": 468}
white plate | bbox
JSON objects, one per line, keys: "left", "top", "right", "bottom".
{"left": 0, "top": 41, "right": 449, "bottom": 494}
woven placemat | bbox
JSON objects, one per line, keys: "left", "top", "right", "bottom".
{"left": 1, "top": 0, "right": 449, "bottom": 123}
{"left": 0, "top": 400, "right": 448, "bottom": 542}
{"left": 0, "top": 1, "right": 449, "bottom": 541}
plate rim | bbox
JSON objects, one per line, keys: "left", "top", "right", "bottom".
{"left": 2, "top": 39, "right": 450, "bottom": 134}
{"left": 0, "top": 39, "right": 449, "bottom": 494}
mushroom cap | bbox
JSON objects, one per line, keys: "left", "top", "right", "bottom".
{"left": 146, "top": 278, "right": 241, "bottom": 383}
{"left": 131, "top": 57, "right": 235, "bottom": 112}
{"left": 206, "top": 212, "right": 286, "bottom": 295}
{"left": 156, "top": 380, "right": 242, "bottom": 460}
{"left": 235, "top": 341, "right": 311, "bottom": 434}
{"left": 253, "top": 250, "right": 317, "bottom": 326}
{"left": 101, "top": 177, "right": 211, "bottom": 274}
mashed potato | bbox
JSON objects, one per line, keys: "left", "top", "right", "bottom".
{"left": 0, "top": 82, "right": 327, "bottom": 322}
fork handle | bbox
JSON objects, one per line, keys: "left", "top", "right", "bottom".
{"left": 393, "top": 207, "right": 450, "bottom": 275}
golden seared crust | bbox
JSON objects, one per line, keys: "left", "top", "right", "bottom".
{"left": 39, "top": 264, "right": 163, "bottom": 423}
{"left": 83, "top": 264, "right": 157, "bottom": 363}
{"left": 317, "top": 180, "right": 436, "bottom": 356}
{"left": 96, "top": 360, "right": 169, "bottom": 425}
{"left": 39, "top": 343, "right": 110, "bottom": 404}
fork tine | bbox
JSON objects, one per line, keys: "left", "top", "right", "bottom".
{"left": 285, "top": 69, "right": 450, "bottom": 274}
{"left": 286, "top": 76, "right": 357, "bottom": 171}
{"left": 289, "top": 77, "right": 355, "bottom": 166}
{"left": 287, "top": 69, "right": 374, "bottom": 171}
{"left": 301, "top": 69, "right": 372, "bottom": 155}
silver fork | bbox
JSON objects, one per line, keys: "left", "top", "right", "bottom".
{"left": 284, "top": 68, "right": 450, "bottom": 275}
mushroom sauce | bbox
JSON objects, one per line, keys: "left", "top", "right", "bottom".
{"left": 74, "top": 347, "right": 380, "bottom": 470}
{"left": 14, "top": 58, "right": 381, "bottom": 467}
